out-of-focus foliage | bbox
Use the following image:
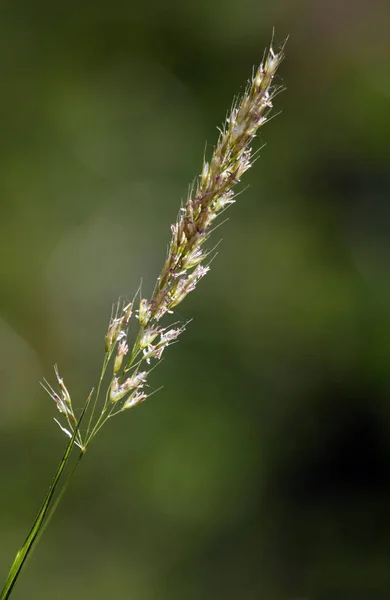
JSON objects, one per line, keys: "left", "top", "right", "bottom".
{"left": 0, "top": 1, "right": 389, "bottom": 599}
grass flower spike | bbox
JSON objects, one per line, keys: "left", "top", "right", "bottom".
{"left": 46, "top": 41, "right": 285, "bottom": 452}
{"left": 0, "top": 38, "right": 286, "bottom": 600}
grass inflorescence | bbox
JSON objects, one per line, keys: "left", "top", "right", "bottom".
{"left": 0, "top": 38, "right": 286, "bottom": 600}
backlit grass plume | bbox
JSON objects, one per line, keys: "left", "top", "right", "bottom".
{"left": 0, "top": 39, "right": 286, "bottom": 600}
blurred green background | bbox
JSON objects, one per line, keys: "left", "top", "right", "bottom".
{"left": 1, "top": 1, "right": 390, "bottom": 599}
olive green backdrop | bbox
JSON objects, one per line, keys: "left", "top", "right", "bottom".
{"left": 1, "top": 1, "right": 389, "bottom": 599}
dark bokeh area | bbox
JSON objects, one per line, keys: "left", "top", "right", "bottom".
{"left": 1, "top": 1, "right": 390, "bottom": 599}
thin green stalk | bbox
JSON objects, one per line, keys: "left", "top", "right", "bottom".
{"left": 85, "top": 353, "right": 110, "bottom": 439}
{"left": 31, "top": 450, "right": 85, "bottom": 553}
{"left": 0, "top": 406, "right": 87, "bottom": 600}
